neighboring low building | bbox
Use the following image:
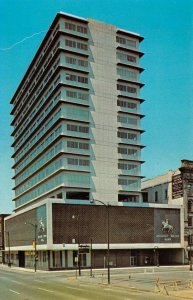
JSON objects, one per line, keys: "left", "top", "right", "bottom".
{"left": 142, "top": 159, "right": 193, "bottom": 265}
{"left": 0, "top": 214, "right": 10, "bottom": 263}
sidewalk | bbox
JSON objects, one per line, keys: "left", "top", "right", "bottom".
{"left": 69, "top": 266, "right": 193, "bottom": 299}
{"left": 1, "top": 263, "right": 193, "bottom": 299}
{"left": 0, "top": 263, "right": 49, "bottom": 273}
{"left": 0, "top": 262, "right": 190, "bottom": 273}
{"left": 64, "top": 270, "right": 193, "bottom": 299}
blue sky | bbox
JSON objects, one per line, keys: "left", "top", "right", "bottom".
{"left": 0, "top": 0, "right": 192, "bottom": 213}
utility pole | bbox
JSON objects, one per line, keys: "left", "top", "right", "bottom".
{"left": 5, "top": 231, "right": 11, "bottom": 267}
{"left": 107, "top": 203, "right": 110, "bottom": 284}
{"left": 90, "top": 200, "right": 111, "bottom": 284}
{"left": 72, "top": 214, "right": 81, "bottom": 276}
{"left": 189, "top": 233, "right": 192, "bottom": 271}
{"left": 25, "top": 222, "right": 38, "bottom": 272}
{"left": 90, "top": 238, "right": 93, "bottom": 277}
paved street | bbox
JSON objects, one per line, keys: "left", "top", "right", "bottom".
{"left": 0, "top": 264, "right": 193, "bottom": 299}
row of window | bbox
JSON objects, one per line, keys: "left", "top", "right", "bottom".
{"left": 14, "top": 55, "right": 61, "bottom": 130}
{"left": 116, "top": 36, "right": 137, "bottom": 48}
{"left": 15, "top": 141, "right": 62, "bottom": 186}
{"left": 15, "top": 174, "right": 139, "bottom": 207}
{"left": 117, "top": 99, "right": 137, "bottom": 110}
{"left": 15, "top": 122, "right": 90, "bottom": 175}
{"left": 118, "top": 194, "right": 138, "bottom": 202}
{"left": 65, "top": 22, "right": 87, "bottom": 34}
{"left": 118, "top": 178, "right": 138, "bottom": 186}
{"left": 43, "top": 24, "right": 59, "bottom": 55}
{"left": 117, "top": 115, "right": 138, "bottom": 125}
{"left": 14, "top": 39, "right": 60, "bottom": 119}
{"left": 117, "top": 52, "right": 137, "bottom": 63}
{"left": 66, "top": 90, "right": 89, "bottom": 101}
{"left": 67, "top": 124, "right": 89, "bottom": 133}
{"left": 64, "top": 106, "right": 89, "bottom": 121}
{"left": 118, "top": 131, "right": 137, "bottom": 140}
{"left": 15, "top": 158, "right": 63, "bottom": 196}
{"left": 67, "top": 173, "right": 90, "bottom": 185}
{"left": 117, "top": 67, "right": 138, "bottom": 81}
{"left": 15, "top": 90, "right": 61, "bottom": 150}
{"left": 15, "top": 138, "right": 91, "bottom": 186}
{"left": 15, "top": 109, "right": 62, "bottom": 163}
{"left": 118, "top": 147, "right": 138, "bottom": 156}
{"left": 15, "top": 173, "right": 140, "bottom": 208}
{"left": 15, "top": 144, "right": 140, "bottom": 186}
{"left": 14, "top": 24, "right": 60, "bottom": 106}
{"left": 118, "top": 163, "right": 138, "bottom": 171}
{"left": 117, "top": 84, "right": 137, "bottom": 94}
{"left": 15, "top": 173, "right": 64, "bottom": 208}
{"left": 66, "top": 56, "right": 88, "bottom": 67}
{"left": 67, "top": 140, "right": 89, "bottom": 150}
{"left": 65, "top": 39, "right": 88, "bottom": 51}
{"left": 15, "top": 126, "right": 62, "bottom": 174}
{"left": 15, "top": 172, "right": 91, "bottom": 208}
{"left": 66, "top": 73, "right": 88, "bottom": 84}
{"left": 67, "top": 157, "right": 90, "bottom": 166}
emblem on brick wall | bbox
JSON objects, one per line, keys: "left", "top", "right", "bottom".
{"left": 38, "top": 217, "right": 45, "bottom": 235}
{"left": 38, "top": 217, "right": 46, "bottom": 242}
{"left": 162, "top": 219, "right": 174, "bottom": 234}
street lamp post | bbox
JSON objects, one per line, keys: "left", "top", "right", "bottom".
{"left": 72, "top": 214, "right": 81, "bottom": 276}
{"left": 91, "top": 199, "right": 110, "bottom": 285}
{"left": 25, "top": 222, "right": 37, "bottom": 272}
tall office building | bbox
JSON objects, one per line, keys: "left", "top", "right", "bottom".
{"left": 11, "top": 12, "right": 144, "bottom": 212}
{"left": 6, "top": 13, "right": 185, "bottom": 271}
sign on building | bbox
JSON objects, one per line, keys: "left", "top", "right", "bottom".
{"left": 37, "top": 205, "right": 47, "bottom": 244}
{"left": 154, "top": 209, "right": 180, "bottom": 243}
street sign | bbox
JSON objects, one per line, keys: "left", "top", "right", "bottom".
{"left": 79, "top": 244, "right": 89, "bottom": 248}
{"left": 79, "top": 244, "right": 90, "bottom": 254}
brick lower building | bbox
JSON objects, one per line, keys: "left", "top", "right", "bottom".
{"left": 5, "top": 199, "right": 183, "bottom": 270}
{"left": 0, "top": 214, "right": 10, "bottom": 263}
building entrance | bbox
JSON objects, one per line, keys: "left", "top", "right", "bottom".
{"left": 130, "top": 256, "right": 137, "bottom": 266}
{"left": 18, "top": 251, "right": 25, "bottom": 268}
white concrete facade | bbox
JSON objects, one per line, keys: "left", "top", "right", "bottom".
{"left": 89, "top": 19, "right": 119, "bottom": 205}
{"left": 11, "top": 13, "right": 144, "bottom": 212}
